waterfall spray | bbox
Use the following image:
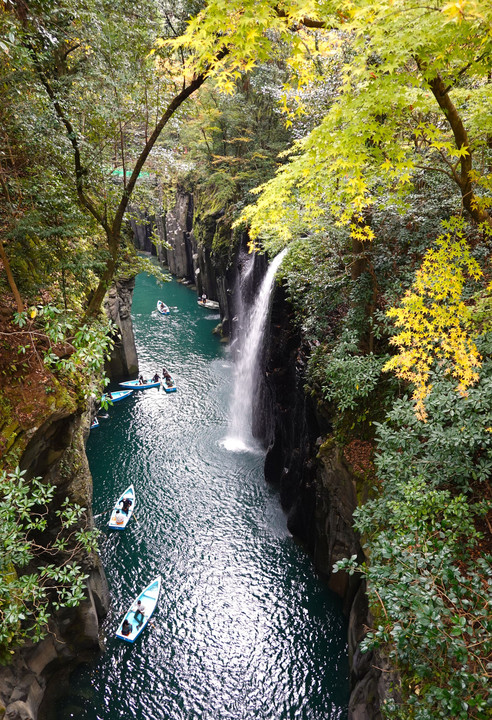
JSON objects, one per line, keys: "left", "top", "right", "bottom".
{"left": 224, "top": 248, "right": 288, "bottom": 452}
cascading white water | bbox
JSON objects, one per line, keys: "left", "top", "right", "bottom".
{"left": 224, "top": 248, "right": 288, "bottom": 452}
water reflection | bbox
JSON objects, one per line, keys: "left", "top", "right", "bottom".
{"left": 53, "top": 272, "right": 349, "bottom": 720}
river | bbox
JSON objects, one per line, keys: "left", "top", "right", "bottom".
{"left": 53, "top": 270, "right": 349, "bottom": 720}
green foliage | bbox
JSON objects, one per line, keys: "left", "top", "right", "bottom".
{"left": 13, "top": 304, "right": 114, "bottom": 401}
{"left": 376, "top": 355, "right": 492, "bottom": 493}
{"left": 0, "top": 466, "right": 99, "bottom": 662}
{"left": 320, "top": 332, "right": 389, "bottom": 411}
{"left": 280, "top": 229, "right": 350, "bottom": 341}
{"left": 115, "top": 244, "right": 172, "bottom": 287}
{"left": 174, "top": 1, "right": 492, "bottom": 249}
{"left": 1, "top": 0, "right": 212, "bottom": 318}
{"left": 178, "top": 73, "right": 292, "bottom": 258}
{"left": 335, "top": 363, "right": 492, "bottom": 719}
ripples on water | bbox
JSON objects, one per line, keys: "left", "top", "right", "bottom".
{"left": 53, "top": 271, "right": 349, "bottom": 720}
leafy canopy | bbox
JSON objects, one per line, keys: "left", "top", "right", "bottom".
{"left": 1, "top": 0, "right": 214, "bottom": 318}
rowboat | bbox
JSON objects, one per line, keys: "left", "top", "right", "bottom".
{"left": 90, "top": 418, "right": 99, "bottom": 429}
{"left": 157, "top": 301, "right": 170, "bottom": 315}
{"left": 101, "top": 390, "right": 133, "bottom": 403}
{"left": 162, "top": 374, "right": 177, "bottom": 393}
{"left": 119, "top": 379, "right": 160, "bottom": 390}
{"left": 197, "top": 298, "right": 219, "bottom": 310}
{"left": 116, "top": 575, "right": 162, "bottom": 643}
{"left": 108, "top": 484, "right": 135, "bottom": 530}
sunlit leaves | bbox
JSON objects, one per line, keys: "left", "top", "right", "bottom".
{"left": 383, "top": 219, "right": 484, "bottom": 420}
{"left": 210, "top": 0, "right": 492, "bottom": 249}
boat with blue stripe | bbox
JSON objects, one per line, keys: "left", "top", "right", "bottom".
{"left": 101, "top": 390, "right": 133, "bottom": 403}
{"left": 116, "top": 575, "right": 162, "bottom": 643}
{"left": 119, "top": 379, "right": 161, "bottom": 390}
{"left": 157, "top": 300, "right": 170, "bottom": 315}
{"left": 163, "top": 374, "right": 177, "bottom": 393}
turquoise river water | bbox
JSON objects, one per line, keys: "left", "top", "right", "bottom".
{"left": 54, "top": 270, "right": 349, "bottom": 720}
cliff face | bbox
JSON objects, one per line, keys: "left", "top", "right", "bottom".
{"left": 0, "top": 404, "right": 110, "bottom": 720}
{"left": 104, "top": 277, "right": 139, "bottom": 380}
{"left": 150, "top": 189, "right": 238, "bottom": 337}
{"left": 259, "top": 284, "right": 390, "bottom": 720}
{"left": 129, "top": 210, "right": 154, "bottom": 254}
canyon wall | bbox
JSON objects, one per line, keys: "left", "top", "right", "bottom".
{"left": 104, "top": 277, "right": 139, "bottom": 380}
{"left": 148, "top": 189, "right": 238, "bottom": 337}
{"left": 0, "top": 404, "right": 110, "bottom": 720}
{"left": 0, "top": 274, "right": 141, "bottom": 719}
{"left": 260, "top": 283, "right": 397, "bottom": 720}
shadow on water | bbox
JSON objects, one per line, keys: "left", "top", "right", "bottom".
{"left": 49, "top": 273, "right": 349, "bottom": 720}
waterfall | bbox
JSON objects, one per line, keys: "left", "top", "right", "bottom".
{"left": 224, "top": 248, "right": 288, "bottom": 452}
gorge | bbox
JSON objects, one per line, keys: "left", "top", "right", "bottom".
{"left": 1, "top": 2, "right": 490, "bottom": 719}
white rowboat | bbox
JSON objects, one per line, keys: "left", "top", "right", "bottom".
{"left": 108, "top": 484, "right": 135, "bottom": 530}
{"left": 157, "top": 301, "right": 170, "bottom": 315}
{"left": 116, "top": 575, "right": 162, "bottom": 643}
{"left": 197, "top": 299, "right": 219, "bottom": 310}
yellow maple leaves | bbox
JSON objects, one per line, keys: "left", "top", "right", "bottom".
{"left": 384, "top": 220, "right": 484, "bottom": 420}
{"left": 441, "top": 0, "right": 483, "bottom": 24}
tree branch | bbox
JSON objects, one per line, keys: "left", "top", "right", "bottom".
{"left": 112, "top": 71, "right": 212, "bottom": 234}
{"left": 425, "top": 69, "right": 492, "bottom": 227}
{"left": 27, "top": 44, "right": 111, "bottom": 234}
{"left": 274, "top": 6, "right": 334, "bottom": 29}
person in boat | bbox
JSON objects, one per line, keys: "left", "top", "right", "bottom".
{"left": 201, "top": 293, "right": 207, "bottom": 304}
{"left": 121, "top": 619, "right": 132, "bottom": 636}
{"left": 134, "top": 600, "right": 145, "bottom": 627}
{"left": 152, "top": 373, "right": 160, "bottom": 383}
{"left": 138, "top": 374, "right": 145, "bottom": 385}
{"left": 120, "top": 498, "right": 132, "bottom": 514}
{"left": 114, "top": 509, "right": 124, "bottom": 525}
{"left": 107, "top": 391, "right": 113, "bottom": 399}
{"left": 165, "top": 376, "right": 173, "bottom": 387}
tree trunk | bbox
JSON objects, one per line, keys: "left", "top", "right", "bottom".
{"left": 0, "top": 241, "right": 24, "bottom": 314}
{"left": 82, "top": 231, "right": 119, "bottom": 322}
{"left": 428, "top": 73, "right": 492, "bottom": 228}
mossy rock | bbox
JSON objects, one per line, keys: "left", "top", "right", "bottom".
{"left": 317, "top": 436, "right": 337, "bottom": 458}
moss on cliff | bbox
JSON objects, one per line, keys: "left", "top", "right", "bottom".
{"left": 0, "top": 369, "right": 78, "bottom": 474}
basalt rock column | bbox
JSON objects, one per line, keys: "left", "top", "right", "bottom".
{"left": 104, "top": 277, "right": 138, "bottom": 380}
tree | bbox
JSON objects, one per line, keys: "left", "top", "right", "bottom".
{"left": 2, "top": 0, "right": 220, "bottom": 320}
{"left": 173, "top": 0, "right": 492, "bottom": 407}
{"left": 203, "top": 1, "right": 492, "bottom": 238}
{"left": 334, "top": 367, "right": 492, "bottom": 719}
{"left": 383, "top": 218, "right": 486, "bottom": 419}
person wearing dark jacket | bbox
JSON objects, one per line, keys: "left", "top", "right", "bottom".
{"left": 120, "top": 498, "right": 132, "bottom": 514}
